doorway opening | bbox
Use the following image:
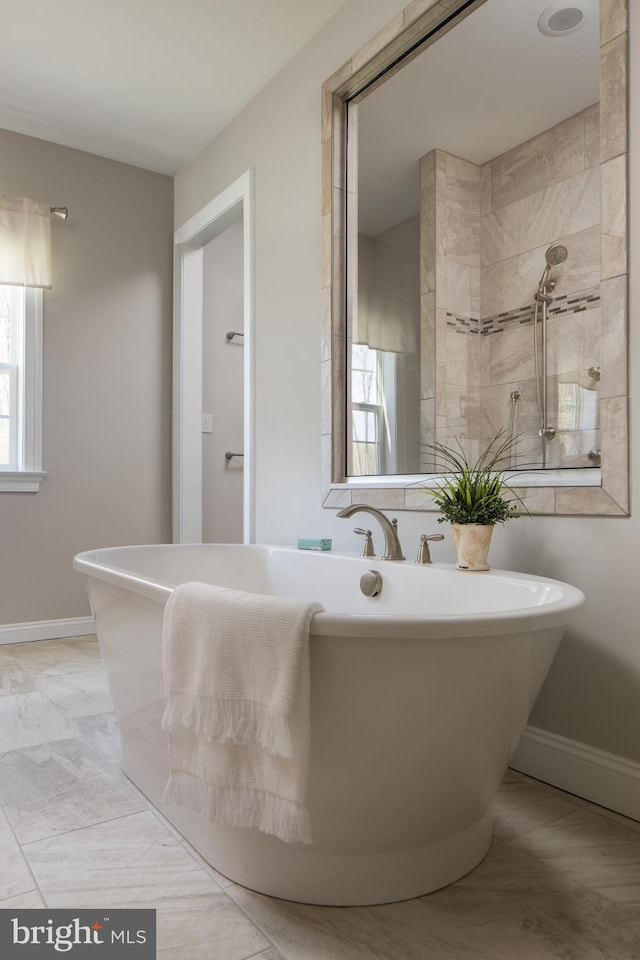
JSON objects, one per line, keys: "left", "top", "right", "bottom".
{"left": 173, "top": 171, "right": 254, "bottom": 543}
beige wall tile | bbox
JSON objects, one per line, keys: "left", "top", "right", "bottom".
{"left": 322, "top": 488, "right": 352, "bottom": 509}
{"left": 546, "top": 315, "right": 584, "bottom": 377}
{"left": 321, "top": 433, "right": 334, "bottom": 489}
{"left": 600, "top": 33, "right": 627, "bottom": 162}
{"left": 420, "top": 152, "right": 436, "bottom": 294}
{"left": 582, "top": 308, "right": 602, "bottom": 374}
{"left": 490, "top": 325, "right": 537, "bottom": 385}
{"left": 445, "top": 330, "right": 472, "bottom": 387}
{"left": 420, "top": 397, "right": 436, "bottom": 448}
{"left": 445, "top": 153, "right": 481, "bottom": 209}
{"left": 480, "top": 379, "right": 545, "bottom": 446}
{"left": 323, "top": 59, "right": 353, "bottom": 96}
{"left": 446, "top": 259, "right": 471, "bottom": 316}
{"left": 435, "top": 308, "right": 448, "bottom": 361}
{"left": 601, "top": 0, "right": 628, "bottom": 47}
{"left": 402, "top": 0, "right": 444, "bottom": 24}
{"left": 519, "top": 166, "right": 600, "bottom": 254}
{"left": 351, "top": 14, "right": 405, "bottom": 75}
{"left": 470, "top": 265, "right": 481, "bottom": 319}
{"left": 517, "top": 486, "right": 556, "bottom": 515}
{"left": 550, "top": 226, "right": 600, "bottom": 299}
{"left": 420, "top": 292, "right": 436, "bottom": 398}
{"left": 321, "top": 137, "right": 332, "bottom": 218}
{"left": 601, "top": 154, "right": 627, "bottom": 280}
{"left": 600, "top": 274, "right": 628, "bottom": 400}
{"left": 491, "top": 113, "right": 585, "bottom": 210}
{"left": 480, "top": 161, "right": 492, "bottom": 217}
{"left": 600, "top": 395, "right": 629, "bottom": 513}
{"left": 434, "top": 150, "right": 448, "bottom": 256}
{"left": 584, "top": 104, "right": 601, "bottom": 168}
{"left": 436, "top": 361, "right": 447, "bottom": 418}
{"left": 555, "top": 486, "right": 625, "bottom": 515}
{"left": 445, "top": 383, "right": 483, "bottom": 438}
{"left": 404, "top": 486, "right": 438, "bottom": 511}
{"left": 482, "top": 251, "right": 534, "bottom": 317}
{"left": 320, "top": 209, "right": 332, "bottom": 292}
{"left": 320, "top": 358, "right": 333, "bottom": 437}
{"left": 481, "top": 202, "right": 520, "bottom": 267}
{"left": 478, "top": 382, "right": 518, "bottom": 439}
{"left": 434, "top": 255, "right": 446, "bottom": 310}
{"left": 320, "top": 286, "right": 332, "bottom": 363}
{"left": 446, "top": 205, "right": 480, "bottom": 267}
{"left": 348, "top": 488, "right": 406, "bottom": 509}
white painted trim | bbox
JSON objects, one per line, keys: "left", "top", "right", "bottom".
{"left": 0, "top": 287, "right": 44, "bottom": 492}
{"left": 173, "top": 169, "right": 255, "bottom": 544}
{"left": 0, "top": 616, "right": 95, "bottom": 645}
{"left": 24, "top": 287, "right": 43, "bottom": 474}
{"left": 511, "top": 724, "right": 640, "bottom": 822}
{"left": 0, "top": 470, "right": 46, "bottom": 492}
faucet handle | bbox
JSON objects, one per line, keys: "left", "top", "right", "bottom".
{"left": 353, "top": 527, "right": 376, "bottom": 558}
{"left": 416, "top": 533, "right": 445, "bottom": 565}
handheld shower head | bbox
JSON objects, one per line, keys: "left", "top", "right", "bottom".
{"left": 545, "top": 244, "right": 568, "bottom": 266}
{"left": 536, "top": 244, "right": 569, "bottom": 300}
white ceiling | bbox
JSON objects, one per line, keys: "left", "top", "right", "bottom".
{"left": 0, "top": 0, "right": 352, "bottom": 175}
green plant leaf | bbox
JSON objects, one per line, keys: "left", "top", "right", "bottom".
{"left": 422, "top": 431, "right": 528, "bottom": 525}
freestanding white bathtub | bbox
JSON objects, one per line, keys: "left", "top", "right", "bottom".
{"left": 73, "top": 543, "right": 584, "bottom": 906}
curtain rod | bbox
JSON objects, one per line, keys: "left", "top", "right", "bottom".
{"left": 50, "top": 206, "right": 68, "bottom": 221}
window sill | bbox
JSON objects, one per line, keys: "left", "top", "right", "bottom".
{"left": 0, "top": 471, "right": 46, "bottom": 492}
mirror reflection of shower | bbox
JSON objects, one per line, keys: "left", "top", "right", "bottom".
{"left": 533, "top": 244, "right": 568, "bottom": 467}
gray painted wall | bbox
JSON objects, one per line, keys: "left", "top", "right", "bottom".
{"left": 175, "top": 0, "right": 640, "bottom": 768}
{"left": 0, "top": 128, "right": 173, "bottom": 624}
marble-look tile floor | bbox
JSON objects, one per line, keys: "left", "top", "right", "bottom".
{"left": 1, "top": 637, "right": 639, "bottom": 959}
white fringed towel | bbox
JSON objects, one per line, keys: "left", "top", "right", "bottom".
{"left": 161, "top": 581, "right": 322, "bottom": 844}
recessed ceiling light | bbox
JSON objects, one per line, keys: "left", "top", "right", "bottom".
{"left": 538, "top": 2, "right": 586, "bottom": 37}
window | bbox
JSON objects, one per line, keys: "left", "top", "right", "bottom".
{"left": 350, "top": 344, "right": 385, "bottom": 475}
{"left": 0, "top": 284, "right": 44, "bottom": 491}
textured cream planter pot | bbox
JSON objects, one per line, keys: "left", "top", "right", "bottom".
{"left": 452, "top": 523, "right": 494, "bottom": 571}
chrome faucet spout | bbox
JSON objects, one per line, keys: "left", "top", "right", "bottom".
{"left": 337, "top": 504, "right": 405, "bottom": 561}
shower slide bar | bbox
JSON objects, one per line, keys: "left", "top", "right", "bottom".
{"left": 534, "top": 244, "right": 568, "bottom": 445}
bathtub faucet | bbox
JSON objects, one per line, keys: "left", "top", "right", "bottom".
{"left": 337, "top": 504, "right": 405, "bottom": 561}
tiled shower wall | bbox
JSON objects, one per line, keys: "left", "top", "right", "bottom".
{"left": 420, "top": 105, "right": 601, "bottom": 469}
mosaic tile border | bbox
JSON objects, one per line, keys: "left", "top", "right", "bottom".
{"left": 447, "top": 287, "right": 601, "bottom": 336}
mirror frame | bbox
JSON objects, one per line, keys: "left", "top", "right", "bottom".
{"left": 321, "top": 0, "right": 628, "bottom": 516}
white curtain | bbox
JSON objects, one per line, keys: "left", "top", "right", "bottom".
{"left": 0, "top": 196, "right": 52, "bottom": 288}
{"left": 356, "top": 231, "right": 418, "bottom": 355}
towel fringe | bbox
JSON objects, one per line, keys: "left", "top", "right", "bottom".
{"left": 162, "top": 694, "right": 295, "bottom": 759}
{"left": 163, "top": 771, "right": 312, "bottom": 845}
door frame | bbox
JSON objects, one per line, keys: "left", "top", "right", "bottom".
{"left": 173, "top": 170, "right": 255, "bottom": 543}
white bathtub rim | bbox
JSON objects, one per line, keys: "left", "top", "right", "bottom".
{"left": 73, "top": 544, "right": 584, "bottom": 640}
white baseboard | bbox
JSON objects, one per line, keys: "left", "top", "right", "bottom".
{"left": 511, "top": 724, "right": 640, "bottom": 822}
{"left": 0, "top": 616, "right": 95, "bottom": 645}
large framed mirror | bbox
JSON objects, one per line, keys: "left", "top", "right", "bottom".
{"left": 321, "top": 0, "right": 628, "bottom": 516}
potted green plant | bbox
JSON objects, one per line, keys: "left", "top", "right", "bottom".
{"left": 425, "top": 432, "right": 526, "bottom": 571}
